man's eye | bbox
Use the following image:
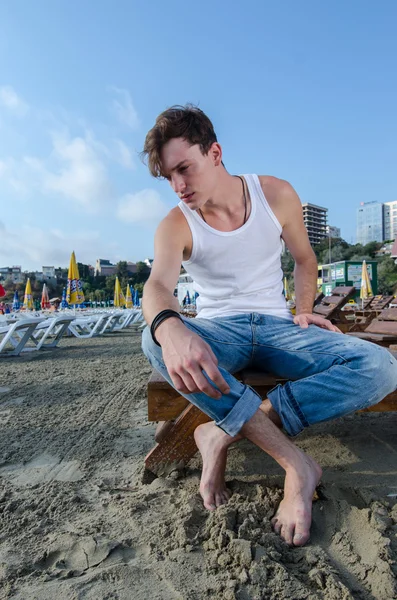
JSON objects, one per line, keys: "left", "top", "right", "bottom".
{"left": 180, "top": 166, "right": 188, "bottom": 173}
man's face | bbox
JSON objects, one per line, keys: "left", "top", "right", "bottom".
{"left": 160, "top": 137, "right": 221, "bottom": 209}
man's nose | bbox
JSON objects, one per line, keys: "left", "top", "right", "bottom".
{"left": 171, "top": 175, "right": 186, "bottom": 194}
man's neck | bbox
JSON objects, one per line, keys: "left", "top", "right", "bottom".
{"left": 201, "top": 171, "right": 245, "bottom": 217}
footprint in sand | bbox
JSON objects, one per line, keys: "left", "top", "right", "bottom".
{"left": 0, "top": 410, "right": 11, "bottom": 425}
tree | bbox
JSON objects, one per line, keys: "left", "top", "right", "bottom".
{"left": 377, "top": 256, "right": 397, "bottom": 295}
{"left": 116, "top": 261, "right": 129, "bottom": 279}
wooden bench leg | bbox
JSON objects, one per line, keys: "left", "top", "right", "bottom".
{"left": 145, "top": 404, "right": 211, "bottom": 476}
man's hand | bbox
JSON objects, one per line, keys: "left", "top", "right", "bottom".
{"left": 294, "top": 313, "right": 342, "bottom": 333}
{"left": 156, "top": 319, "right": 231, "bottom": 399}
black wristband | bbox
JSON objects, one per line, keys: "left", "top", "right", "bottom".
{"left": 150, "top": 309, "right": 183, "bottom": 346}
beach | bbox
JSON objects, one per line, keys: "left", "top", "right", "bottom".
{"left": 0, "top": 329, "right": 396, "bottom": 600}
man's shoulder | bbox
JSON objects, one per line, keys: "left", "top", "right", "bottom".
{"left": 257, "top": 175, "right": 294, "bottom": 198}
{"left": 159, "top": 205, "right": 186, "bottom": 229}
{"left": 156, "top": 205, "right": 191, "bottom": 247}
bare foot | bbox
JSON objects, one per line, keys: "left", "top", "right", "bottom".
{"left": 271, "top": 451, "right": 322, "bottom": 546}
{"left": 194, "top": 422, "right": 241, "bottom": 511}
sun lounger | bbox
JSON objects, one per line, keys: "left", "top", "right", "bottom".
{"left": 347, "top": 308, "right": 397, "bottom": 346}
{"left": 369, "top": 295, "right": 394, "bottom": 311}
{"left": 312, "top": 286, "right": 356, "bottom": 331}
{"left": 0, "top": 317, "right": 45, "bottom": 356}
{"left": 68, "top": 314, "right": 110, "bottom": 338}
{"left": 27, "top": 315, "right": 76, "bottom": 350}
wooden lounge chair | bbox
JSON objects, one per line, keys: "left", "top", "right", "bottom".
{"left": 369, "top": 295, "right": 394, "bottom": 311}
{"left": 347, "top": 308, "right": 397, "bottom": 346}
{"left": 312, "top": 286, "right": 356, "bottom": 331}
{"left": 145, "top": 365, "right": 397, "bottom": 475}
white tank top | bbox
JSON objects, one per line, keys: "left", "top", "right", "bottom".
{"left": 178, "top": 174, "right": 292, "bottom": 320}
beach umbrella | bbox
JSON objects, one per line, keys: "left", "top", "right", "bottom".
{"left": 66, "top": 251, "right": 85, "bottom": 307}
{"left": 0, "top": 284, "right": 5, "bottom": 298}
{"left": 360, "top": 260, "right": 373, "bottom": 308}
{"left": 23, "top": 278, "right": 34, "bottom": 310}
{"left": 125, "top": 284, "right": 133, "bottom": 308}
{"left": 114, "top": 276, "right": 125, "bottom": 308}
{"left": 134, "top": 288, "right": 139, "bottom": 307}
{"left": 12, "top": 290, "right": 20, "bottom": 311}
{"left": 61, "top": 287, "right": 68, "bottom": 309}
{"left": 283, "top": 277, "right": 290, "bottom": 301}
{"left": 41, "top": 283, "right": 51, "bottom": 309}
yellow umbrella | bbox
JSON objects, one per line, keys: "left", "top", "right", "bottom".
{"left": 360, "top": 260, "right": 373, "bottom": 306}
{"left": 66, "top": 251, "right": 85, "bottom": 306}
{"left": 283, "top": 276, "right": 290, "bottom": 301}
{"left": 125, "top": 285, "right": 133, "bottom": 308}
{"left": 114, "top": 276, "right": 125, "bottom": 308}
{"left": 23, "top": 278, "right": 34, "bottom": 310}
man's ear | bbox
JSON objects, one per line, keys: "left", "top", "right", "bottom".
{"left": 211, "top": 142, "right": 223, "bottom": 167}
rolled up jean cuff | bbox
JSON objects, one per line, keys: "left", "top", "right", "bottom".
{"left": 216, "top": 385, "right": 263, "bottom": 437}
{"left": 267, "top": 382, "right": 308, "bottom": 437}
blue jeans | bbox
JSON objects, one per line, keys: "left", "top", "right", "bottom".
{"left": 142, "top": 313, "right": 397, "bottom": 437}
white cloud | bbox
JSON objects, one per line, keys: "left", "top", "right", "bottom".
{"left": 117, "top": 189, "right": 169, "bottom": 224}
{"left": 0, "top": 85, "right": 29, "bottom": 116}
{"left": 0, "top": 221, "right": 119, "bottom": 269}
{"left": 114, "top": 139, "right": 135, "bottom": 170}
{"left": 25, "top": 132, "right": 113, "bottom": 213}
{"left": 109, "top": 87, "right": 139, "bottom": 130}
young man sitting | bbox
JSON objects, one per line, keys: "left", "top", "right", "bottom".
{"left": 141, "top": 105, "right": 397, "bottom": 547}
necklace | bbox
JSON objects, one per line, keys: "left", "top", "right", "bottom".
{"left": 198, "top": 175, "right": 248, "bottom": 226}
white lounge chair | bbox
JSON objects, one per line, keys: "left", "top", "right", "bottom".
{"left": 68, "top": 313, "right": 109, "bottom": 338}
{"left": 0, "top": 317, "right": 45, "bottom": 356}
{"left": 29, "top": 315, "right": 76, "bottom": 350}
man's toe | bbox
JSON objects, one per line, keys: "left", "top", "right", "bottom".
{"left": 293, "top": 529, "right": 310, "bottom": 546}
{"left": 281, "top": 523, "right": 295, "bottom": 546}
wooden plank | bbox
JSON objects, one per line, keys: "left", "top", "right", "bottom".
{"left": 322, "top": 295, "right": 348, "bottom": 306}
{"left": 145, "top": 404, "right": 210, "bottom": 475}
{"left": 365, "top": 320, "right": 397, "bottom": 334}
{"left": 148, "top": 388, "right": 189, "bottom": 421}
{"left": 377, "top": 308, "right": 397, "bottom": 322}
{"left": 313, "top": 305, "right": 335, "bottom": 317}
{"left": 331, "top": 286, "right": 356, "bottom": 296}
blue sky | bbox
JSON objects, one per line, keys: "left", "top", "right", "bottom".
{"left": 0, "top": 1, "right": 396, "bottom": 270}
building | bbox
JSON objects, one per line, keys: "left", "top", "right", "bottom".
{"left": 383, "top": 201, "right": 397, "bottom": 241}
{"left": 356, "top": 202, "right": 383, "bottom": 245}
{"left": 42, "top": 266, "right": 55, "bottom": 278}
{"left": 326, "top": 225, "right": 341, "bottom": 238}
{"left": 95, "top": 259, "right": 116, "bottom": 277}
{"left": 318, "top": 260, "right": 378, "bottom": 297}
{"left": 0, "top": 266, "right": 23, "bottom": 283}
{"left": 302, "top": 203, "right": 328, "bottom": 245}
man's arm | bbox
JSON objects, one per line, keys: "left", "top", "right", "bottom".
{"left": 142, "top": 209, "right": 184, "bottom": 327}
{"left": 143, "top": 209, "right": 230, "bottom": 397}
{"left": 275, "top": 183, "right": 318, "bottom": 316}
{"left": 260, "top": 177, "right": 339, "bottom": 332}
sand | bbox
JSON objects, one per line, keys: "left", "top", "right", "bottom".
{"left": 0, "top": 329, "right": 396, "bottom": 600}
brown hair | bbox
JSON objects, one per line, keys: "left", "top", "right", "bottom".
{"left": 141, "top": 104, "right": 218, "bottom": 178}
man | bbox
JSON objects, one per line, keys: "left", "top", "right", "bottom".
{"left": 141, "top": 105, "right": 397, "bottom": 547}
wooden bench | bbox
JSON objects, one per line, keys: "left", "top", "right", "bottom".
{"left": 145, "top": 365, "right": 397, "bottom": 475}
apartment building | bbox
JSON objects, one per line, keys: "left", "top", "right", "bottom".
{"left": 383, "top": 201, "right": 397, "bottom": 241}
{"left": 302, "top": 203, "right": 328, "bottom": 245}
